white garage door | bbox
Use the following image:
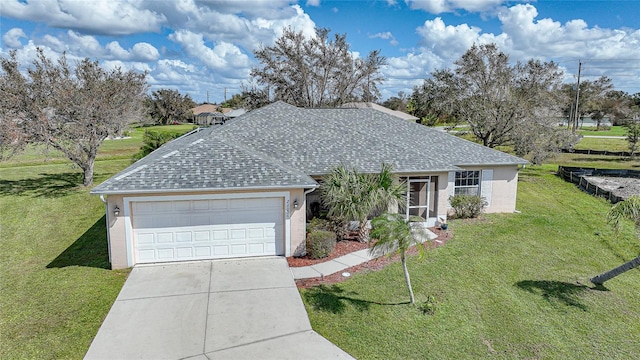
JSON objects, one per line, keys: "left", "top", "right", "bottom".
{"left": 131, "top": 197, "right": 284, "bottom": 264}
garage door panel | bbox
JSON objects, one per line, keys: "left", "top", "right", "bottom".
{"left": 191, "top": 214, "right": 210, "bottom": 226}
{"left": 132, "top": 197, "right": 284, "bottom": 264}
{"left": 137, "top": 249, "right": 156, "bottom": 261}
{"left": 248, "top": 228, "right": 264, "bottom": 239}
{"left": 136, "top": 233, "right": 155, "bottom": 245}
{"left": 230, "top": 229, "right": 246, "bottom": 240}
{"left": 173, "top": 201, "right": 191, "bottom": 211}
{"left": 176, "top": 247, "right": 193, "bottom": 258}
{"left": 157, "top": 248, "right": 175, "bottom": 259}
{"left": 231, "top": 244, "right": 247, "bottom": 254}
{"left": 176, "top": 231, "right": 192, "bottom": 242}
{"left": 212, "top": 230, "right": 228, "bottom": 240}
{"left": 194, "top": 231, "right": 210, "bottom": 241}
{"left": 154, "top": 202, "right": 174, "bottom": 213}
{"left": 195, "top": 246, "right": 212, "bottom": 256}
{"left": 213, "top": 246, "right": 229, "bottom": 256}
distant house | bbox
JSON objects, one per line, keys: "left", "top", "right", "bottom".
{"left": 92, "top": 101, "right": 527, "bottom": 269}
{"left": 191, "top": 104, "right": 246, "bottom": 126}
{"left": 194, "top": 111, "right": 226, "bottom": 126}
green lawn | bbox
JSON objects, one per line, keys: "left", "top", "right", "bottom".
{"left": 578, "top": 126, "right": 627, "bottom": 137}
{"left": 573, "top": 137, "right": 629, "bottom": 152}
{"left": 2, "top": 123, "right": 640, "bottom": 359}
{"left": 301, "top": 166, "right": 640, "bottom": 359}
{"left": 0, "top": 124, "right": 196, "bottom": 167}
{"left": 0, "top": 124, "right": 194, "bottom": 359}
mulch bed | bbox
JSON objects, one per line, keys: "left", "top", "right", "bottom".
{"left": 291, "top": 227, "right": 453, "bottom": 289}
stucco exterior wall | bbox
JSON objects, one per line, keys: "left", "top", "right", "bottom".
{"left": 447, "top": 165, "right": 520, "bottom": 214}
{"left": 103, "top": 188, "right": 308, "bottom": 270}
{"left": 485, "top": 166, "right": 520, "bottom": 213}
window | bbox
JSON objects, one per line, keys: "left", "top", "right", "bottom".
{"left": 454, "top": 171, "right": 480, "bottom": 196}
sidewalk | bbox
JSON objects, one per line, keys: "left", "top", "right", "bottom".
{"left": 290, "top": 228, "right": 438, "bottom": 280}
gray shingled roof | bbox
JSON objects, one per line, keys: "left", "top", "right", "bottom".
{"left": 92, "top": 101, "right": 527, "bottom": 194}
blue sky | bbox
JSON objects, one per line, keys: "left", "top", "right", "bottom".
{"left": 1, "top": 0, "right": 639, "bottom": 104}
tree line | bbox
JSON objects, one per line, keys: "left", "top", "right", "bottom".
{"left": 2, "top": 28, "right": 639, "bottom": 186}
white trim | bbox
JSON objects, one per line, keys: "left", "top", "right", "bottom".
{"left": 481, "top": 169, "right": 493, "bottom": 206}
{"left": 123, "top": 192, "right": 290, "bottom": 267}
{"left": 447, "top": 171, "right": 455, "bottom": 208}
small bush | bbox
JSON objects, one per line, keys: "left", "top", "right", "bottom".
{"left": 449, "top": 194, "right": 487, "bottom": 219}
{"left": 306, "top": 230, "right": 337, "bottom": 259}
{"left": 308, "top": 218, "right": 331, "bottom": 233}
{"left": 418, "top": 295, "right": 437, "bottom": 315}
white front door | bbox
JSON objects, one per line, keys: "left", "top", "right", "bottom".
{"left": 130, "top": 197, "right": 284, "bottom": 264}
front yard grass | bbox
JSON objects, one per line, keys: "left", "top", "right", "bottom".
{"left": 301, "top": 166, "right": 640, "bottom": 359}
{"left": 0, "top": 160, "right": 132, "bottom": 359}
{"left": 573, "top": 137, "right": 629, "bottom": 152}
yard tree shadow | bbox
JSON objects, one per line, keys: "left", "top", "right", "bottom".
{"left": 47, "top": 215, "right": 111, "bottom": 269}
{"left": 302, "top": 284, "right": 409, "bottom": 314}
{"left": 515, "top": 280, "right": 590, "bottom": 311}
{"left": 0, "top": 172, "right": 83, "bottom": 198}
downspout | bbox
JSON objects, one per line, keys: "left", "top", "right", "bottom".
{"left": 303, "top": 187, "right": 316, "bottom": 224}
{"left": 99, "top": 194, "right": 112, "bottom": 265}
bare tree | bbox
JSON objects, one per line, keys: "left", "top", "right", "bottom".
{"left": 0, "top": 49, "right": 147, "bottom": 186}
{"left": 413, "top": 44, "right": 572, "bottom": 163}
{"left": 251, "top": 27, "right": 386, "bottom": 108}
{"left": 145, "top": 89, "right": 196, "bottom": 125}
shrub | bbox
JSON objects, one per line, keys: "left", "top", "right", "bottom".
{"left": 449, "top": 194, "right": 487, "bottom": 219}
{"left": 418, "top": 295, "right": 437, "bottom": 315}
{"left": 307, "top": 218, "right": 331, "bottom": 233}
{"left": 306, "top": 230, "right": 337, "bottom": 259}
{"left": 131, "top": 130, "right": 181, "bottom": 162}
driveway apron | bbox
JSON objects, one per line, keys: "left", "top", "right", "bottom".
{"left": 85, "top": 257, "right": 353, "bottom": 359}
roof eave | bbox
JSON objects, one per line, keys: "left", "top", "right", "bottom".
{"left": 89, "top": 183, "right": 319, "bottom": 196}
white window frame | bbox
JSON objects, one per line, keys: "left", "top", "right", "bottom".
{"left": 454, "top": 170, "right": 481, "bottom": 196}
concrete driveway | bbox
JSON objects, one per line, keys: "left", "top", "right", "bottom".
{"left": 85, "top": 257, "right": 353, "bottom": 359}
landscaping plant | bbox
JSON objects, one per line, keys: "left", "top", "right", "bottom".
{"left": 306, "top": 230, "right": 337, "bottom": 259}
{"left": 591, "top": 195, "right": 640, "bottom": 285}
{"left": 448, "top": 194, "right": 487, "bottom": 219}
{"left": 369, "top": 213, "right": 430, "bottom": 304}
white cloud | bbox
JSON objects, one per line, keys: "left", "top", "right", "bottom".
{"left": 105, "top": 41, "right": 160, "bottom": 62}
{"left": 2, "top": 28, "right": 27, "bottom": 49}
{"left": 66, "top": 30, "right": 103, "bottom": 56}
{"left": 370, "top": 32, "right": 399, "bottom": 46}
{"left": 1, "top": 0, "right": 167, "bottom": 35}
{"left": 168, "top": 29, "right": 250, "bottom": 79}
{"left": 306, "top": 0, "right": 321, "bottom": 7}
{"left": 406, "top": 0, "right": 506, "bottom": 14}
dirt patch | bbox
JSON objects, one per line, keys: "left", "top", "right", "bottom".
{"left": 293, "top": 227, "right": 453, "bottom": 288}
{"left": 583, "top": 176, "right": 640, "bottom": 200}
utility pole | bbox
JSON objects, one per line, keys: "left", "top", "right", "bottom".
{"left": 573, "top": 60, "right": 582, "bottom": 133}
{"left": 206, "top": 91, "right": 210, "bottom": 104}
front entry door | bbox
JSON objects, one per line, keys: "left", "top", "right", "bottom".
{"left": 407, "top": 178, "right": 430, "bottom": 220}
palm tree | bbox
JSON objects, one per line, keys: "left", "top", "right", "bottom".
{"left": 321, "top": 164, "right": 406, "bottom": 242}
{"left": 369, "top": 213, "right": 431, "bottom": 304}
{"left": 590, "top": 196, "right": 640, "bottom": 285}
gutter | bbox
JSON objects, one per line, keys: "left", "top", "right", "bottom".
{"left": 90, "top": 183, "right": 320, "bottom": 196}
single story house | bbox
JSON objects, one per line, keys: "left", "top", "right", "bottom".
{"left": 91, "top": 101, "right": 528, "bottom": 269}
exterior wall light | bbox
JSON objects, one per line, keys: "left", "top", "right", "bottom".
{"left": 293, "top": 199, "right": 299, "bottom": 209}
{"left": 113, "top": 205, "right": 120, "bottom": 217}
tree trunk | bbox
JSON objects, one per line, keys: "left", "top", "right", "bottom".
{"left": 590, "top": 255, "right": 640, "bottom": 285}
{"left": 358, "top": 219, "right": 369, "bottom": 243}
{"left": 401, "top": 252, "right": 415, "bottom": 304}
{"left": 82, "top": 156, "right": 96, "bottom": 187}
